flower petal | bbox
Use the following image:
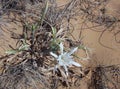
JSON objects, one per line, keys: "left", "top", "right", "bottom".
{"left": 59, "top": 42, "right": 64, "bottom": 54}
{"left": 58, "top": 55, "right": 62, "bottom": 61}
{"left": 50, "top": 52, "right": 58, "bottom": 58}
{"left": 71, "top": 61, "right": 81, "bottom": 67}
{"left": 63, "top": 65, "right": 68, "bottom": 76}
{"left": 69, "top": 47, "right": 78, "bottom": 55}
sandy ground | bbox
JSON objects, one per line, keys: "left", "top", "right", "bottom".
{"left": 0, "top": 14, "right": 23, "bottom": 56}
{"left": 70, "top": 0, "right": 120, "bottom": 66}
{"left": 0, "top": 0, "right": 119, "bottom": 64}
{"left": 0, "top": 0, "right": 120, "bottom": 89}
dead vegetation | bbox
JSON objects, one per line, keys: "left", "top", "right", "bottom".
{"left": 0, "top": 0, "right": 120, "bottom": 89}
{"left": 90, "top": 65, "right": 120, "bottom": 89}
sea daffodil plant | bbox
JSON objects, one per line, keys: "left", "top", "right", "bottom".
{"left": 50, "top": 42, "right": 81, "bottom": 76}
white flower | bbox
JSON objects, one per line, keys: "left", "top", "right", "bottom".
{"left": 50, "top": 43, "right": 81, "bottom": 76}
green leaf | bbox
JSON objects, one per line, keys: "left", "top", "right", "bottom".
{"left": 5, "top": 50, "right": 18, "bottom": 55}
{"left": 32, "top": 23, "right": 38, "bottom": 31}
{"left": 18, "top": 44, "right": 29, "bottom": 51}
{"left": 52, "top": 27, "right": 57, "bottom": 37}
{"left": 40, "top": 0, "right": 49, "bottom": 25}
